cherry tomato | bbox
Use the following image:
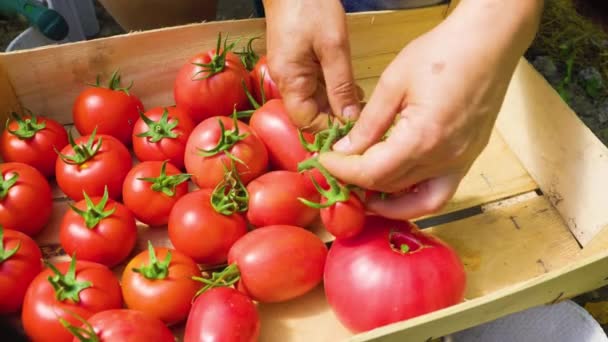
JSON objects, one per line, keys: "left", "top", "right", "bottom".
{"left": 122, "top": 161, "right": 190, "bottom": 227}
{"left": 62, "top": 309, "right": 175, "bottom": 342}
{"left": 247, "top": 171, "right": 320, "bottom": 228}
{"left": 21, "top": 257, "right": 123, "bottom": 342}
{"left": 0, "top": 162, "right": 52, "bottom": 236}
{"left": 251, "top": 55, "right": 281, "bottom": 104}
{"left": 320, "top": 194, "right": 365, "bottom": 240}
{"left": 184, "top": 287, "right": 260, "bottom": 342}
{"left": 59, "top": 187, "right": 137, "bottom": 268}
{"left": 121, "top": 242, "right": 201, "bottom": 325}
{"left": 169, "top": 188, "right": 247, "bottom": 266}
{"left": 324, "top": 217, "right": 466, "bottom": 333}
{"left": 174, "top": 33, "right": 252, "bottom": 123}
{"left": 55, "top": 129, "right": 132, "bottom": 201}
{"left": 184, "top": 115, "right": 268, "bottom": 189}
{"left": 73, "top": 70, "right": 144, "bottom": 146}
{"left": 0, "top": 112, "right": 68, "bottom": 177}
{"left": 0, "top": 227, "right": 43, "bottom": 313}
{"left": 132, "top": 106, "right": 194, "bottom": 169}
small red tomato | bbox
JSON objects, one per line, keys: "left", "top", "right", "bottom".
{"left": 55, "top": 129, "right": 132, "bottom": 201}
{"left": 0, "top": 162, "right": 52, "bottom": 236}
{"left": 59, "top": 187, "right": 137, "bottom": 268}
{"left": 0, "top": 227, "right": 43, "bottom": 314}
{"left": 251, "top": 55, "right": 281, "bottom": 104}
{"left": 0, "top": 112, "right": 68, "bottom": 177}
{"left": 320, "top": 195, "right": 365, "bottom": 240}
{"left": 132, "top": 106, "right": 194, "bottom": 169}
{"left": 62, "top": 309, "right": 175, "bottom": 342}
{"left": 184, "top": 287, "right": 260, "bottom": 342}
{"left": 21, "top": 257, "right": 123, "bottom": 342}
{"left": 121, "top": 242, "right": 201, "bottom": 325}
{"left": 73, "top": 70, "right": 144, "bottom": 146}
{"left": 184, "top": 115, "right": 268, "bottom": 189}
{"left": 122, "top": 161, "right": 190, "bottom": 227}
{"left": 169, "top": 188, "right": 248, "bottom": 266}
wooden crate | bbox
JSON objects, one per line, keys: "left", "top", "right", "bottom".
{"left": 3, "top": 3, "right": 608, "bottom": 342}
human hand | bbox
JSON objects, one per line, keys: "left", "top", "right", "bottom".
{"left": 262, "top": 0, "right": 363, "bottom": 131}
{"left": 318, "top": 0, "right": 543, "bottom": 220}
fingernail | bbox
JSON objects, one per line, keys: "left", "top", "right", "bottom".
{"left": 342, "top": 105, "right": 360, "bottom": 121}
{"left": 332, "top": 136, "right": 351, "bottom": 152}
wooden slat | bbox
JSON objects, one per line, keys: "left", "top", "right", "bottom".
{"left": 0, "top": 57, "right": 21, "bottom": 126}
{"left": 496, "top": 59, "right": 608, "bottom": 246}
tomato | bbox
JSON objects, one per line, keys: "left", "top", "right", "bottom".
{"left": 247, "top": 171, "right": 320, "bottom": 228}
{"left": 0, "top": 227, "right": 43, "bottom": 313}
{"left": 184, "top": 287, "right": 260, "bottom": 342}
{"left": 21, "top": 257, "right": 123, "bottom": 342}
{"left": 0, "top": 162, "right": 52, "bottom": 236}
{"left": 169, "top": 188, "right": 248, "bottom": 266}
{"left": 320, "top": 194, "right": 365, "bottom": 240}
{"left": 59, "top": 187, "right": 137, "bottom": 268}
{"left": 0, "top": 112, "right": 68, "bottom": 177}
{"left": 174, "top": 33, "right": 253, "bottom": 123}
{"left": 184, "top": 115, "right": 268, "bottom": 189}
{"left": 121, "top": 242, "right": 201, "bottom": 325}
{"left": 73, "top": 70, "right": 144, "bottom": 146}
{"left": 122, "top": 161, "right": 190, "bottom": 226}
{"left": 324, "top": 216, "right": 467, "bottom": 333}
{"left": 251, "top": 55, "right": 281, "bottom": 104}
{"left": 132, "top": 106, "right": 194, "bottom": 169}
{"left": 55, "top": 129, "right": 132, "bottom": 201}
{"left": 61, "top": 309, "right": 175, "bottom": 342}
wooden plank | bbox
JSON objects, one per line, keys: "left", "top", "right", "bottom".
{"left": 496, "top": 59, "right": 608, "bottom": 246}
{"left": 0, "top": 57, "right": 21, "bottom": 127}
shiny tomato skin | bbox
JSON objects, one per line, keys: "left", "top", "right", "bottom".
{"left": 59, "top": 197, "right": 137, "bottom": 268}
{"left": 0, "top": 115, "right": 68, "bottom": 177}
{"left": 184, "top": 116, "right": 268, "bottom": 189}
{"left": 320, "top": 195, "right": 365, "bottom": 240}
{"left": 73, "top": 87, "right": 144, "bottom": 146}
{"left": 55, "top": 134, "right": 132, "bottom": 201}
{"left": 249, "top": 99, "right": 313, "bottom": 172}
{"left": 132, "top": 106, "right": 194, "bottom": 170}
{"left": 184, "top": 287, "right": 260, "bottom": 342}
{"left": 0, "top": 228, "right": 43, "bottom": 313}
{"left": 174, "top": 50, "right": 252, "bottom": 123}
{"left": 21, "top": 260, "right": 123, "bottom": 342}
{"left": 74, "top": 309, "right": 175, "bottom": 342}
{"left": 168, "top": 189, "right": 248, "bottom": 266}
{"left": 228, "top": 225, "right": 327, "bottom": 303}
{"left": 122, "top": 161, "right": 189, "bottom": 227}
{"left": 0, "top": 162, "right": 52, "bottom": 236}
{"left": 121, "top": 247, "right": 201, "bottom": 325}
{"left": 246, "top": 171, "right": 320, "bottom": 228}
{"left": 324, "top": 216, "right": 466, "bottom": 333}
{"left": 251, "top": 55, "right": 281, "bottom": 104}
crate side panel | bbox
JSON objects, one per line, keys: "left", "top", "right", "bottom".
{"left": 0, "top": 58, "right": 21, "bottom": 125}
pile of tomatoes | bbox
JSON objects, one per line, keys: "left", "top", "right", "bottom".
{"left": 0, "top": 33, "right": 467, "bottom": 342}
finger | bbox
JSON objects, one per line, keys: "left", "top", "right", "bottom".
{"left": 317, "top": 47, "right": 361, "bottom": 122}
{"left": 356, "top": 84, "right": 365, "bottom": 101}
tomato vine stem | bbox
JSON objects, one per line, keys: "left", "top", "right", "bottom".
{"left": 192, "top": 263, "right": 241, "bottom": 297}
{"left": 132, "top": 241, "right": 172, "bottom": 280}
{"left": 135, "top": 108, "right": 180, "bottom": 143}
{"left": 46, "top": 255, "right": 92, "bottom": 303}
{"left": 0, "top": 226, "right": 21, "bottom": 263}
{"left": 6, "top": 110, "right": 46, "bottom": 140}
{"left": 69, "top": 187, "right": 116, "bottom": 229}
{"left": 137, "top": 160, "right": 191, "bottom": 197}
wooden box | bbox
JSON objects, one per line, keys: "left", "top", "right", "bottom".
{"left": 3, "top": 3, "right": 608, "bottom": 341}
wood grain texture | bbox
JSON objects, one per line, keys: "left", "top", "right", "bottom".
{"left": 0, "top": 57, "right": 21, "bottom": 127}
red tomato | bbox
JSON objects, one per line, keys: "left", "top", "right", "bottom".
{"left": 251, "top": 55, "right": 281, "bottom": 104}
{"left": 132, "top": 106, "right": 194, "bottom": 170}
{"left": 122, "top": 161, "right": 190, "bottom": 226}
{"left": 225, "top": 225, "right": 327, "bottom": 302}
{"left": 0, "top": 112, "right": 68, "bottom": 177}
{"left": 121, "top": 243, "right": 201, "bottom": 325}
{"left": 0, "top": 162, "right": 52, "bottom": 236}
{"left": 0, "top": 227, "right": 43, "bottom": 313}
{"left": 63, "top": 309, "right": 175, "bottom": 342}
{"left": 174, "top": 34, "right": 252, "bottom": 123}
{"left": 21, "top": 257, "right": 123, "bottom": 342}
{"left": 55, "top": 130, "right": 132, "bottom": 201}
{"left": 320, "top": 194, "right": 365, "bottom": 240}
{"left": 73, "top": 71, "right": 144, "bottom": 146}
{"left": 247, "top": 171, "right": 320, "bottom": 228}
{"left": 59, "top": 188, "right": 137, "bottom": 268}
{"left": 169, "top": 189, "right": 247, "bottom": 266}
{"left": 184, "top": 116, "right": 268, "bottom": 189}
{"left": 324, "top": 217, "right": 466, "bottom": 333}
{"left": 184, "top": 287, "right": 260, "bottom": 342}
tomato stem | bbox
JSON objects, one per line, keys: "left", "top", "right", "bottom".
{"left": 5, "top": 110, "right": 47, "bottom": 140}
{"left": 191, "top": 32, "right": 240, "bottom": 80}
{"left": 242, "top": 78, "right": 261, "bottom": 109}
{"left": 298, "top": 118, "right": 354, "bottom": 154}
{"left": 193, "top": 263, "right": 241, "bottom": 297}
{"left": 235, "top": 35, "right": 261, "bottom": 71}
{"left": 59, "top": 309, "right": 100, "bottom": 342}
{"left": 55, "top": 127, "right": 102, "bottom": 165}
{"left": 69, "top": 187, "right": 116, "bottom": 229}
{"left": 89, "top": 69, "right": 133, "bottom": 95}
{"left": 400, "top": 244, "right": 410, "bottom": 253}
{"left": 197, "top": 110, "right": 250, "bottom": 165}
{"left": 0, "top": 226, "right": 21, "bottom": 263}
{"left": 0, "top": 171, "right": 18, "bottom": 200}
{"left": 135, "top": 108, "right": 180, "bottom": 143}
{"left": 132, "top": 241, "right": 172, "bottom": 280}
{"left": 210, "top": 161, "right": 249, "bottom": 215}
{"left": 137, "top": 160, "right": 191, "bottom": 197}
{"left": 46, "top": 255, "right": 92, "bottom": 303}
{"left": 297, "top": 157, "right": 350, "bottom": 209}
